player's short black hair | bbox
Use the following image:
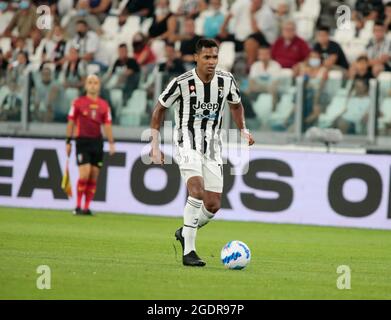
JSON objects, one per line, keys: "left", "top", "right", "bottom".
{"left": 195, "top": 38, "right": 219, "bottom": 54}
{"left": 118, "top": 43, "right": 127, "bottom": 49}
{"left": 317, "top": 25, "right": 330, "bottom": 33}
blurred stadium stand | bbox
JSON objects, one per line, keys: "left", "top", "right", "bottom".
{"left": 0, "top": 0, "right": 391, "bottom": 151}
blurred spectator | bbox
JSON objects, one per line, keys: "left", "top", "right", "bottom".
{"left": 124, "top": 0, "right": 154, "bottom": 17}
{"left": 271, "top": 20, "right": 310, "bottom": 73}
{"left": 246, "top": 44, "right": 281, "bottom": 109}
{"left": 313, "top": 26, "right": 349, "bottom": 71}
{"left": 177, "top": 0, "right": 206, "bottom": 19}
{"left": 60, "top": 46, "right": 87, "bottom": 89}
{"left": 354, "top": 0, "right": 384, "bottom": 21}
{"left": 348, "top": 55, "right": 374, "bottom": 88}
{"left": 0, "top": 1, "right": 15, "bottom": 35}
{"left": 42, "top": 24, "right": 67, "bottom": 73}
{"left": 274, "top": 1, "right": 291, "bottom": 35}
{"left": 59, "top": 46, "right": 87, "bottom": 111}
{"left": 366, "top": 20, "right": 391, "bottom": 76}
{"left": 7, "top": 37, "right": 28, "bottom": 64}
{"left": 56, "top": 0, "right": 75, "bottom": 16}
{"left": 201, "top": 0, "right": 225, "bottom": 39}
{"left": 245, "top": 0, "right": 279, "bottom": 67}
{"left": 31, "top": 65, "right": 61, "bottom": 122}
{"left": 65, "top": 0, "right": 102, "bottom": 38}
{"left": 0, "top": 51, "right": 30, "bottom": 121}
{"left": 65, "top": 19, "right": 100, "bottom": 63}
{"left": 178, "top": 18, "right": 203, "bottom": 70}
{"left": 102, "top": 43, "right": 140, "bottom": 102}
{"left": 1, "top": 0, "right": 38, "bottom": 39}
{"left": 132, "top": 32, "right": 156, "bottom": 68}
{"left": 299, "top": 51, "right": 328, "bottom": 129}
{"left": 265, "top": 0, "right": 296, "bottom": 13}
{"left": 158, "top": 42, "right": 185, "bottom": 78}
{"left": 351, "top": 11, "right": 366, "bottom": 38}
{"left": 148, "top": 0, "right": 177, "bottom": 42}
{"left": 82, "top": 0, "right": 112, "bottom": 23}
{"left": 385, "top": 2, "right": 391, "bottom": 32}
{"left": 26, "top": 28, "right": 45, "bottom": 69}
{"left": 0, "top": 49, "right": 8, "bottom": 85}
{"left": 336, "top": 79, "right": 370, "bottom": 134}
{"left": 219, "top": 0, "right": 276, "bottom": 55}
{"left": 248, "top": 46, "right": 281, "bottom": 94}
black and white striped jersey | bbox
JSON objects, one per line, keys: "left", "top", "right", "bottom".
{"left": 158, "top": 68, "right": 241, "bottom": 160}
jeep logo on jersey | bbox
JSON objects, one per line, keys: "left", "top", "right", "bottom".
{"left": 192, "top": 101, "right": 220, "bottom": 111}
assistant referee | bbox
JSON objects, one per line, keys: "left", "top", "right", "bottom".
{"left": 65, "top": 74, "right": 115, "bottom": 215}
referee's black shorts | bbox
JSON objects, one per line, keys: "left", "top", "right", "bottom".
{"left": 75, "top": 138, "right": 104, "bottom": 168}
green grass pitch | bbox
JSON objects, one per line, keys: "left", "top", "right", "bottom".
{"left": 0, "top": 206, "right": 390, "bottom": 300}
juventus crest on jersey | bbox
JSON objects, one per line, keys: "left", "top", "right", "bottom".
{"left": 158, "top": 68, "right": 241, "bottom": 159}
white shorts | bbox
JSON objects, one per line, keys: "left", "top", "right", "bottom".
{"left": 174, "top": 147, "right": 223, "bottom": 193}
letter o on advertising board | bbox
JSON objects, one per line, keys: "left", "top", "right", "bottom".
{"left": 328, "top": 163, "right": 382, "bottom": 217}
{"left": 131, "top": 155, "right": 181, "bottom": 205}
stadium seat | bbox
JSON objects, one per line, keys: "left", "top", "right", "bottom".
{"left": 87, "top": 63, "right": 101, "bottom": 75}
{"left": 323, "top": 70, "right": 343, "bottom": 98}
{"left": 217, "top": 41, "right": 235, "bottom": 72}
{"left": 0, "top": 11, "right": 14, "bottom": 34}
{"left": 151, "top": 39, "right": 167, "bottom": 63}
{"left": 109, "top": 89, "right": 124, "bottom": 121}
{"left": 292, "top": 12, "right": 316, "bottom": 42}
{"left": 277, "top": 69, "right": 294, "bottom": 92}
{"left": 333, "top": 28, "right": 355, "bottom": 46}
{"left": 170, "top": 0, "right": 182, "bottom": 14}
{"left": 0, "top": 37, "right": 11, "bottom": 54}
{"left": 140, "top": 18, "right": 153, "bottom": 35}
{"left": 102, "top": 16, "right": 119, "bottom": 38}
{"left": 109, "top": 0, "right": 130, "bottom": 15}
{"left": 194, "top": 14, "right": 206, "bottom": 36}
{"left": 318, "top": 92, "right": 348, "bottom": 128}
{"left": 0, "top": 86, "right": 10, "bottom": 108}
{"left": 268, "top": 87, "right": 296, "bottom": 131}
{"left": 342, "top": 96, "right": 371, "bottom": 134}
{"left": 359, "top": 20, "right": 374, "bottom": 42}
{"left": 119, "top": 89, "right": 147, "bottom": 126}
{"left": 378, "top": 72, "right": 391, "bottom": 101}
{"left": 378, "top": 98, "right": 391, "bottom": 131}
{"left": 299, "top": 0, "right": 321, "bottom": 20}
{"left": 101, "top": 15, "right": 140, "bottom": 56}
{"left": 348, "top": 38, "right": 367, "bottom": 59}
{"left": 252, "top": 93, "right": 273, "bottom": 127}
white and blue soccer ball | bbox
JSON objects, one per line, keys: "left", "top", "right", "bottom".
{"left": 221, "top": 240, "right": 251, "bottom": 270}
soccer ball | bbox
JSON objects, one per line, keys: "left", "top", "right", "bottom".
{"left": 221, "top": 240, "right": 251, "bottom": 270}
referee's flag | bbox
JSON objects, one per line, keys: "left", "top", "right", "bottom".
{"left": 61, "top": 159, "right": 72, "bottom": 198}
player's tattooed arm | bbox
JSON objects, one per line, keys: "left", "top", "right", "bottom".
{"left": 229, "top": 102, "right": 255, "bottom": 146}
{"left": 149, "top": 102, "right": 166, "bottom": 164}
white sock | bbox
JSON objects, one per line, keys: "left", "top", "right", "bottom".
{"left": 198, "top": 204, "right": 215, "bottom": 228}
{"left": 182, "top": 196, "right": 202, "bottom": 255}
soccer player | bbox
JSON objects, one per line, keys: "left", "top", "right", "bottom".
{"left": 150, "top": 39, "right": 255, "bottom": 266}
{"left": 65, "top": 74, "right": 115, "bottom": 215}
